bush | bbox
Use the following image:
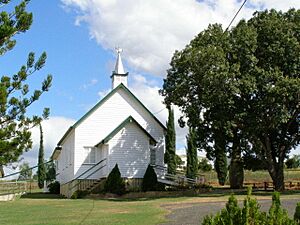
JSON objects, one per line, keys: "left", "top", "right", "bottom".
{"left": 198, "top": 158, "right": 212, "bottom": 172}
{"left": 104, "top": 164, "right": 125, "bottom": 195}
{"left": 202, "top": 187, "right": 296, "bottom": 225}
{"left": 286, "top": 155, "right": 300, "bottom": 169}
{"left": 294, "top": 202, "right": 300, "bottom": 224}
{"left": 142, "top": 164, "right": 158, "bottom": 192}
{"left": 71, "top": 190, "right": 89, "bottom": 199}
{"left": 47, "top": 181, "right": 60, "bottom": 194}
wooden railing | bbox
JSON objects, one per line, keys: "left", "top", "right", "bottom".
{"left": 0, "top": 181, "right": 28, "bottom": 195}
{"left": 70, "top": 158, "right": 107, "bottom": 191}
{"left": 244, "top": 181, "right": 300, "bottom": 190}
{"left": 151, "top": 164, "right": 205, "bottom": 186}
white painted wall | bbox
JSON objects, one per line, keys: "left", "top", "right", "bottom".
{"left": 73, "top": 88, "right": 165, "bottom": 179}
{"left": 107, "top": 122, "right": 151, "bottom": 178}
{"left": 58, "top": 87, "right": 165, "bottom": 181}
{"left": 56, "top": 130, "right": 75, "bottom": 184}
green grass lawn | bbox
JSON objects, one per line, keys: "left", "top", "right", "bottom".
{"left": 0, "top": 193, "right": 170, "bottom": 225}
{"left": 1, "top": 191, "right": 300, "bottom": 225}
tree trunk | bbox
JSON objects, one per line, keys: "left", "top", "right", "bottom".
{"left": 263, "top": 136, "right": 285, "bottom": 191}
{"left": 229, "top": 133, "right": 244, "bottom": 189}
{"left": 272, "top": 167, "right": 284, "bottom": 191}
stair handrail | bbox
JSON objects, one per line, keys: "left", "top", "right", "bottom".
{"left": 69, "top": 158, "right": 107, "bottom": 192}
{"left": 74, "top": 158, "right": 106, "bottom": 180}
{"left": 151, "top": 164, "right": 202, "bottom": 186}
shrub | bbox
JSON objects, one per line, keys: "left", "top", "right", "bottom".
{"left": 294, "top": 203, "right": 300, "bottom": 224}
{"left": 104, "top": 164, "right": 125, "bottom": 195}
{"left": 202, "top": 187, "right": 296, "bottom": 225}
{"left": 71, "top": 190, "right": 89, "bottom": 199}
{"left": 142, "top": 164, "right": 158, "bottom": 192}
{"left": 47, "top": 181, "right": 60, "bottom": 194}
{"left": 268, "top": 192, "right": 294, "bottom": 225}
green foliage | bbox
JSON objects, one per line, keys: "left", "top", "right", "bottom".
{"left": 294, "top": 202, "right": 300, "bottom": 224}
{"left": 186, "top": 127, "right": 198, "bottom": 179}
{"left": 0, "top": 0, "right": 52, "bottom": 168}
{"left": 214, "top": 137, "right": 228, "bottom": 186}
{"left": 45, "top": 161, "right": 56, "bottom": 182}
{"left": 0, "top": 0, "right": 32, "bottom": 55}
{"left": 142, "top": 164, "right": 158, "bottom": 192}
{"left": 37, "top": 123, "right": 46, "bottom": 188}
{"left": 47, "top": 181, "right": 60, "bottom": 194}
{"left": 243, "top": 152, "right": 268, "bottom": 171}
{"left": 104, "top": 164, "right": 126, "bottom": 195}
{"left": 71, "top": 190, "right": 88, "bottom": 199}
{"left": 268, "top": 192, "right": 295, "bottom": 225}
{"left": 164, "top": 106, "right": 176, "bottom": 174}
{"left": 18, "top": 162, "right": 32, "bottom": 180}
{"left": 286, "top": 155, "right": 300, "bottom": 169}
{"left": 175, "top": 154, "right": 184, "bottom": 167}
{"left": 161, "top": 9, "right": 300, "bottom": 191}
{"left": 198, "top": 158, "right": 212, "bottom": 172}
{"left": 202, "top": 187, "right": 296, "bottom": 225}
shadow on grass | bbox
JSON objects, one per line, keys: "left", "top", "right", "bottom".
{"left": 20, "top": 192, "right": 65, "bottom": 199}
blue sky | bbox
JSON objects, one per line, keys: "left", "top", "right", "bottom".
{"left": 1, "top": 0, "right": 299, "bottom": 169}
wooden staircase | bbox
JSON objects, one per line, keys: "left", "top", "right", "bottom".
{"left": 152, "top": 164, "right": 205, "bottom": 187}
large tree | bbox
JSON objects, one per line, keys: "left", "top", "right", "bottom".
{"left": 164, "top": 106, "right": 176, "bottom": 174}
{"left": 160, "top": 9, "right": 300, "bottom": 191}
{"left": 0, "top": 0, "right": 52, "bottom": 170}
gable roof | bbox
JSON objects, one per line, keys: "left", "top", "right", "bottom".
{"left": 95, "top": 116, "right": 157, "bottom": 147}
{"left": 57, "top": 83, "right": 166, "bottom": 146}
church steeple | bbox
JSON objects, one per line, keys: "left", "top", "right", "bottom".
{"left": 111, "top": 47, "right": 128, "bottom": 89}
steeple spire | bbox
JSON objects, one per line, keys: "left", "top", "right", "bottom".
{"left": 111, "top": 47, "right": 128, "bottom": 89}
{"left": 114, "top": 47, "right": 125, "bottom": 74}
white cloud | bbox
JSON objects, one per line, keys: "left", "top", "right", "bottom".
{"left": 59, "top": 0, "right": 300, "bottom": 156}
{"left": 61, "top": 0, "right": 300, "bottom": 76}
{"left": 21, "top": 117, "right": 75, "bottom": 166}
{"left": 80, "top": 78, "right": 98, "bottom": 90}
{"left": 3, "top": 117, "right": 75, "bottom": 179}
{"left": 129, "top": 74, "right": 188, "bottom": 151}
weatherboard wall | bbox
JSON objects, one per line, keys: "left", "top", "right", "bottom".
{"left": 56, "top": 129, "right": 75, "bottom": 184}
{"left": 73, "top": 87, "right": 165, "bottom": 178}
{"left": 107, "top": 122, "right": 151, "bottom": 178}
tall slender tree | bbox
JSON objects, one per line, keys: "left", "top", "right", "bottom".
{"left": 214, "top": 129, "right": 228, "bottom": 186}
{"left": 164, "top": 106, "right": 176, "bottom": 174}
{"left": 186, "top": 127, "right": 198, "bottom": 179}
{"left": 37, "top": 123, "right": 46, "bottom": 188}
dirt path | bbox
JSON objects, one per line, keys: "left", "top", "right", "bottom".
{"left": 160, "top": 197, "right": 300, "bottom": 225}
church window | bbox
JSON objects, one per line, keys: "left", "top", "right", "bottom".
{"left": 83, "top": 147, "right": 96, "bottom": 164}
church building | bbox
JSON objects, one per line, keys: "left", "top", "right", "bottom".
{"left": 51, "top": 49, "right": 166, "bottom": 197}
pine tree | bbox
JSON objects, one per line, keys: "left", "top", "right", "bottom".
{"left": 104, "top": 164, "right": 125, "bottom": 195}
{"left": 37, "top": 123, "right": 46, "bottom": 188}
{"left": 142, "top": 164, "right": 158, "bottom": 191}
{"left": 0, "top": 0, "right": 52, "bottom": 170}
{"left": 164, "top": 106, "right": 176, "bottom": 174}
{"left": 186, "top": 127, "right": 198, "bottom": 179}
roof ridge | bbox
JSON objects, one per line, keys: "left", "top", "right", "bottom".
{"left": 57, "top": 83, "right": 166, "bottom": 146}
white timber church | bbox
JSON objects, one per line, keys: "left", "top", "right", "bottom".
{"left": 51, "top": 49, "right": 166, "bottom": 197}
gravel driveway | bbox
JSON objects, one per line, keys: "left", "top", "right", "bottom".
{"left": 160, "top": 197, "right": 300, "bottom": 225}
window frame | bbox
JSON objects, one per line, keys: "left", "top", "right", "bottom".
{"left": 83, "top": 146, "right": 97, "bottom": 165}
